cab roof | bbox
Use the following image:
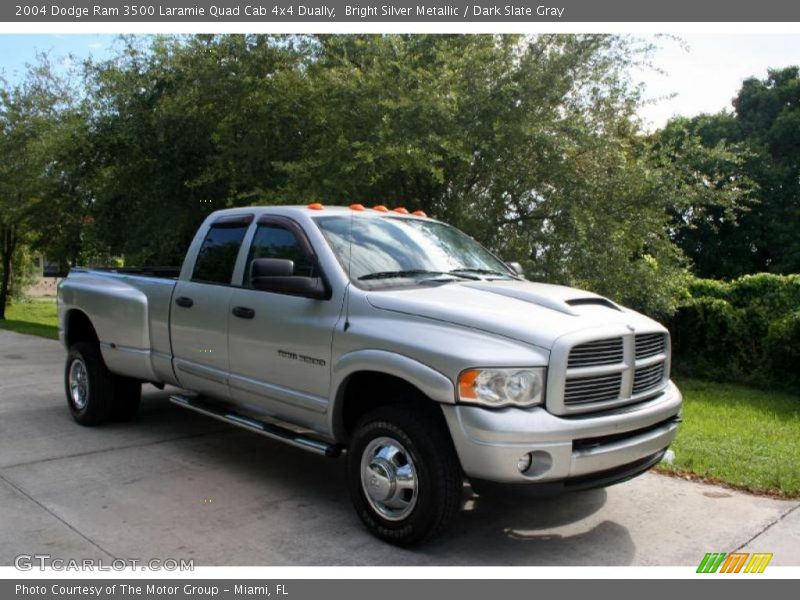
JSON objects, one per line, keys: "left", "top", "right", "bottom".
{"left": 208, "top": 204, "right": 431, "bottom": 222}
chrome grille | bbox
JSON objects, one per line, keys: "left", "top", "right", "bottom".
{"left": 564, "top": 372, "right": 622, "bottom": 405}
{"left": 633, "top": 363, "right": 665, "bottom": 395}
{"left": 567, "top": 337, "right": 624, "bottom": 368}
{"left": 635, "top": 333, "right": 666, "bottom": 359}
{"left": 555, "top": 330, "right": 670, "bottom": 415}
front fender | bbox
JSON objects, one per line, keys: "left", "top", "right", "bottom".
{"left": 332, "top": 349, "right": 455, "bottom": 405}
{"left": 329, "top": 349, "right": 455, "bottom": 440}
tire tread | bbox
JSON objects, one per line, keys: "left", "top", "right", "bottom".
{"left": 348, "top": 403, "right": 462, "bottom": 546}
{"left": 65, "top": 342, "right": 113, "bottom": 426}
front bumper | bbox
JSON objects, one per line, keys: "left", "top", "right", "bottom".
{"left": 441, "top": 380, "right": 682, "bottom": 485}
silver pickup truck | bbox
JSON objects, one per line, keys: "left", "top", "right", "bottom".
{"left": 58, "top": 204, "right": 682, "bottom": 545}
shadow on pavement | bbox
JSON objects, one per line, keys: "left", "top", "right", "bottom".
{"left": 124, "top": 387, "right": 632, "bottom": 565}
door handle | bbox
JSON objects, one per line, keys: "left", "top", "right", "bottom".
{"left": 175, "top": 296, "right": 194, "bottom": 308}
{"left": 232, "top": 306, "right": 256, "bottom": 319}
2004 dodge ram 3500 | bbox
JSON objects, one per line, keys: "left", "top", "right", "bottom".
{"left": 58, "top": 205, "right": 682, "bottom": 545}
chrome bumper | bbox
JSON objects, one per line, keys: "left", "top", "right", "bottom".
{"left": 442, "top": 380, "right": 682, "bottom": 484}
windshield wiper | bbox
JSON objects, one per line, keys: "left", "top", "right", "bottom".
{"left": 449, "top": 268, "right": 515, "bottom": 279}
{"left": 359, "top": 269, "right": 472, "bottom": 281}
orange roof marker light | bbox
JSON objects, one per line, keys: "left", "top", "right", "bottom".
{"left": 307, "top": 202, "right": 324, "bottom": 210}
{"left": 412, "top": 210, "right": 427, "bottom": 217}
{"left": 349, "top": 203, "right": 366, "bottom": 211}
{"left": 372, "top": 205, "right": 389, "bottom": 212}
{"left": 393, "top": 207, "right": 409, "bottom": 214}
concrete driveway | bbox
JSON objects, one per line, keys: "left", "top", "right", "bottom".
{"left": 1, "top": 329, "right": 797, "bottom": 566}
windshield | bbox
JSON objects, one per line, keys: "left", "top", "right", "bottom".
{"left": 314, "top": 216, "right": 514, "bottom": 284}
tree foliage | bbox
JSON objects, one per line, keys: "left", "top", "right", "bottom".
{"left": 657, "top": 66, "right": 800, "bottom": 278}
{"left": 1, "top": 35, "right": 759, "bottom": 319}
{"left": 0, "top": 60, "right": 72, "bottom": 317}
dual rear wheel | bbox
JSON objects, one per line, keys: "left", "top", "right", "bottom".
{"left": 65, "top": 342, "right": 141, "bottom": 425}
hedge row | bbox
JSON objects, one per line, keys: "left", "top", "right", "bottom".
{"left": 668, "top": 273, "right": 800, "bottom": 392}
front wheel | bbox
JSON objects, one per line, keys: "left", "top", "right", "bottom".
{"left": 347, "top": 404, "right": 462, "bottom": 546}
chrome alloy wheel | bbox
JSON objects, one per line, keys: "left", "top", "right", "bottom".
{"left": 68, "top": 358, "right": 89, "bottom": 410}
{"left": 360, "top": 436, "right": 419, "bottom": 521}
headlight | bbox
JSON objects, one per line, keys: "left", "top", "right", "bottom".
{"left": 458, "top": 367, "right": 545, "bottom": 408}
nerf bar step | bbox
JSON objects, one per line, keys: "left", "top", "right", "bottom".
{"left": 169, "top": 394, "right": 343, "bottom": 458}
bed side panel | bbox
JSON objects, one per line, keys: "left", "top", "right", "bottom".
{"left": 58, "top": 271, "right": 178, "bottom": 384}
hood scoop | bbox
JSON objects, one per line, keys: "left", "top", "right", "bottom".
{"left": 566, "top": 297, "right": 621, "bottom": 311}
{"left": 460, "top": 281, "right": 620, "bottom": 316}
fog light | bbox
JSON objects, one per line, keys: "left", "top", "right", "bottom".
{"left": 517, "top": 453, "right": 533, "bottom": 473}
{"left": 517, "top": 450, "right": 554, "bottom": 478}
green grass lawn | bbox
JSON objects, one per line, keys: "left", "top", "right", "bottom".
{"left": 661, "top": 377, "right": 800, "bottom": 498}
{"left": 0, "top": 297, "right": 59, "bottom": 339}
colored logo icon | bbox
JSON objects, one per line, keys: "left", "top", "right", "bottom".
{"left": 697, "top": 552, "right": 773, "bottom": 573}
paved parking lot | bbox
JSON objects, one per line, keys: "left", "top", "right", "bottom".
{"left": 1, "top": 329, "right": 797, "bottom": 566}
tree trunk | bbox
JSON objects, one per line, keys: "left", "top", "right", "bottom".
{"left": 0, "top": 225, "right": 17, "bottom": 321}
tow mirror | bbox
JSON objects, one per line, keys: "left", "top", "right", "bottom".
{"left": 250, "top": 258, "right": 328, "bottom": 300}
{"left": 251, "top": 258, "right": 294, "bottom": 278}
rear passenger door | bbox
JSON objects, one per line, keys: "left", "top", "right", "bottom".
{"left": 170, "top": 215, "right": 251, "bottom": 401}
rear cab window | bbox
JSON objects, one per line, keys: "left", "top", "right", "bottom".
{"left": 192, "top": 224, "right": 250, "bottom": 285}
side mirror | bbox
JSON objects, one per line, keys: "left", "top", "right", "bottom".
{"left": 251, "top": 258, "right": 294, "bottom": 278}
{"left": 250, "top": 258, "right": 328, "bottom": 300}
{"left": 506, "top": 261, "right": 525, "bottom": 277}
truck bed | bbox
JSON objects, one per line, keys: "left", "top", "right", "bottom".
{"left": 58, "top": 268, "right": 180, "bottom": 386}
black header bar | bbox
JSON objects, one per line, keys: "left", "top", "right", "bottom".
{"left": 3, "top": 1, "right": 800, "bottom": 22}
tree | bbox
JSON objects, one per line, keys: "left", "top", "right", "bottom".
{"left": 651, "top": 114, "right": 756, "bottom": 279}
{"left": 659, "top": 66, "right": 799, "bottom": 278}
{"left": 734, "top": 67, "right": 800, "bottom": 274}
{"left": 0, "top": 34, "right": 747, "bottom": 319}
{"left": 85, "top": 35, "right": 310, "bottom": 265}
{"left": 0, "top": 61, "right": 68, "bottom": 318}
{"left": 278, "top": 35, "right": 746, "bottom": 315}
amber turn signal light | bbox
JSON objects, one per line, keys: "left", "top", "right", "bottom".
{"left": 458, "top": 369, "right": 480, "bottom": 400}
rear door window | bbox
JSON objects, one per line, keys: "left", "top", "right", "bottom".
{"left": 192, "top": 224, "right": 249, "bottom": 285}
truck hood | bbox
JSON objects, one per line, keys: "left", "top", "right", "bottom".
{"left": 365, "top": 280, "right": 664, "bottom": 350}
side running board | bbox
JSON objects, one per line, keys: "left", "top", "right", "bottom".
{"left": 170, "top": 394, "right": 343, "bottom": 458}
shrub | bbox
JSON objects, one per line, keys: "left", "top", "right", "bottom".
{"left": 766, "top": 311, "right": 800, "bottom": 391}
{"left": 671, "top": 296, "right": 749, "bottom": 381}
{"left": 669, "top": 274, "right": 800, "bottom": 392}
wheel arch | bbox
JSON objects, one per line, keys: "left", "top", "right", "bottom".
{"left": 64, "top": 309, "right": 99, "bottom": 348}
{"left": 330, "top": 349, "right": 455, "bottom": 442}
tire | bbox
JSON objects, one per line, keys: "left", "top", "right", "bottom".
{"left": 109, "top": 375, "right": 141, "bottom": 422}
{"left": 64, "top": 342, "right": 142, "bottom": 425}
{"left": 347, "top": 404, "right": 462, "bottom": 546}
{"left": 65, "top": 342, "right": 113, "bottom": 426}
